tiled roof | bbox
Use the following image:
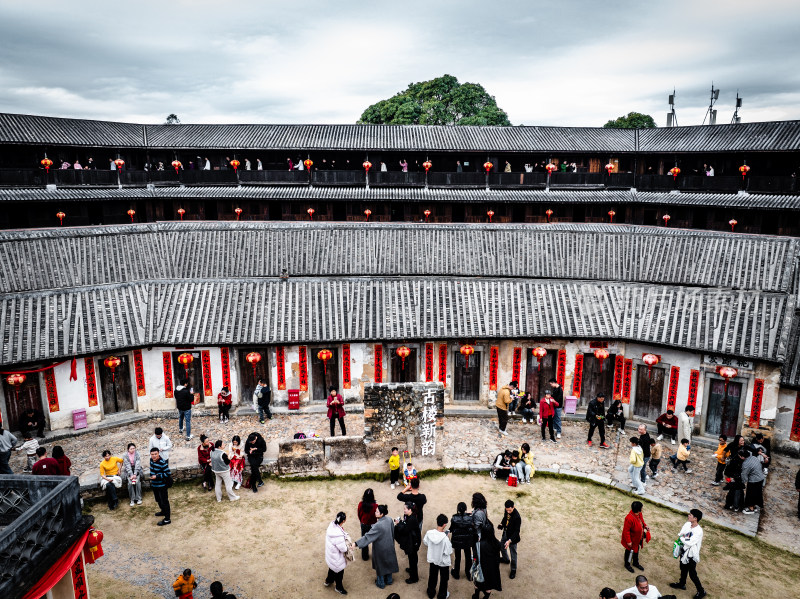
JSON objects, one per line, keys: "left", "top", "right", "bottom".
{"left": 0, "top": 278, "right": 792, "bottom": 365}
{"left": 0, "top": 222, "right": 794, "bottom": 293}
{"left": 1, "top": 185, "right": 799, "bottom": 209}
{"left": 2, "top": 112, "right": 800, "bottom": 153}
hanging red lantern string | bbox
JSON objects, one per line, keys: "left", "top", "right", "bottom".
{"left": 423, "top": 209, "right": 431, "bottom": 222}
{"left": 642, "top": 353, "right": 660, "bottom": 378}
{"left": 546, "top": 163, "right": 557, "bottom": 175}
{"left": 363, "top": 160, "right": 372, "bottom": 172}
{"left": 739, "top": 164, "right": 750, "bottom": 180}
{"left": 177, "top": 352, "right": 193, "bottom": 378}
{"left": 460, "top": 344, "right": 474, "bottom": 369}
{"left": 127, "top": 209, "right": 136, "bottom": 223}
{"left": 364, "top": 209, "right": 372, "bottom": 221}
{"left": 177, "top": 208, "right": 186, "bottom": 221}
{"left": 41, "top": 157, "right": 53, "bottom": 172}
{"left": 396, "top": 346, "right": 411, "bottom": 370}
{"left": 532, "top": 347, "right": 547, "bottom": 371}
{"left": 719, "top": 366, "right": 738, "bottom": 394}
{"left": 307, "top": 208, "right": 315, "bottom": 220}
{"left": 304, "top": 159, "right": 313, "bottom": 171}
{"left": 171, "top": 160, "right": 182, "bottom": 174}
{"left": 483, "top": 161, "right": 493, "bottom": 173}
{"left": 317, "top": 349, "right": 333, "bottom": 375}
{"left": 662, "top": 214, "right": 671, "bottom": 227}
{"left": 103, "top": 356, "right": 121, "bottom": 381}
{"left": 6, "top": 373, "right": 26, "bottom": 386}
{"left": 235, "top": 207, "right": 242, "bottom": 221}
{"left": 56, "top": 211, "right": 65, "bottom": 226}
{"left": 487, "top": 210, "right": 494, "bottom": 223}
{"left": 245, "top": 352, "right": 262, "bottom": 378}
{"left": 594, "top": 348, "right": 609, "bottom": 372}
{"left": 230, "top": 159, "right": 240, "bottom": 172}
{"left": 608, "top": 210, "right": 616, "bottom": 223}
{"left": 114, "top": 158, "right": 125, "bottom": 170}
{"left": 605, "top": 163, "right": 614, "bottom": 175}
{"left": 84, "top": 527, "right": 104, "bottom": 564}
{"left": 422, "top": 160, "right": 432, "bottom": 172}
{"left": 668, "top": 166, "right": 680, "bottom": 179}
{"left": 545, "top": 209, "right": 553, "bottom": 223}
{"left": 729, "top": 218, "right": 737, "bottom": 232}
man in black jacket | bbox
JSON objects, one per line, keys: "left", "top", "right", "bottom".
{"left": 586, "top": 393, "right": 609, "bottom": 448}
{"left": 397, "top": 478, "right": 427, "bottom": 531}
{"left": 638, "top": 424, "right": 652, "bottom": 484}
{"left": 174, "top": 379, "right": 194, "bottom": 441}
{"left": 394, "top": 502, "right": 421, "bottom": 584}
{"left": 549, "top": 378, "right": 564, "bottom": 439}
{"left": 498, "top": 499, "right": 521, "bottom": 579}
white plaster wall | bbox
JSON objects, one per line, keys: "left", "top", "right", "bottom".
{"left": 49, "top": 359, "right": 100, "bottom": 430}
{"left": 774, "top": 387, "right": 800, "bottom": 452}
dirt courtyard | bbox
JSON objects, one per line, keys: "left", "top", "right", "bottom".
{"left": 85, "top": 473, "right": 799, "bottom": 599}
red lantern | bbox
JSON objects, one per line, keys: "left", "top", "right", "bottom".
{"left": 729, "top": 218, "right": 737, "bottom": 232}
{"left": 594, "top": 348, "right": 609, "bottom": 372}
{"left": 487, "top": 210, "right": 495, "bottom": 223}
{"left": 668, "top": 166, "right": 680, "bottom": 179}
{"left": 642, "top": 353, "right": 660, "bottom": 378}
{"left": 235, "top": 207, "right": 242, "bottom": 220}
{"left": 545, "top": 209, "right": 553, "bottom": 223}
{"left": 317, "top": 349, "right": 333, "bottom": 375}
{"left": 230, "top": 159, "right": 240, "bottom": 171}
{"left": 40, "top": 157, "right": 53, "bottom": 172}
{"left": 363, "top": 161, "right": 372, "bottom": 172}
{"left": 532, "top": 347, "right": 547, "bottom": 371}
{"left": 307, "top": 208, "right": 315, "bottom": 220}
{"left": 719, "top": 366, "right": 738, "bottom": 394}
{"left": 546, "top": 163, "right": 557, "bottom": 174}
{"left": 103, "top": 356, "right": 121, "bottom": 381}
{"left": 605, "top": 163, "right": 614, "bottom": 175}
{"left": 171, "top": 160, "right": 182, "bottom": 173}
{"left": 662, "top": 214, "right": 671, "bottom": 226}
{"left": 608, "top": 210, "right": 616, "bottom": 223}
{"left": 460, "top": 344, "right": 475, "bottom": 369}
{"left": 423, "top": 209, "right": 431, "bottom": 222}
{"left": 739, "top": 164, "right": 750, "bottom": 179}
{"left": 396, "top": 346, "right": 411, "bottom": 370}
{"left": 177, "top": 208, "right": 186, "bottom": 221}
{"left": 364, "top": 209, "right": 372, "bottom": 221}
{"left": 6, "top": 373, "right": 26, "bottom": 387}
{"left": 127, "top": 209, "right": 136, "bottom": 223}
{"left": 422, "top": 160, "right": 432, "bottom": 172}
{"left": 56, "top": 211, "right": 65, "bottom": 226}
{"left": 245, "top": 352, "right": 262, "bottom": 377}
{"left": 304, "top": 159, "right": 313, "bottom": 170}
{"left": 114, "top": 158, "right": 125, "bottom": 170}
{"left": 84, "top": 528, "right": 104, "bottom": 564}
{"left": 483, "top": 161, "right": 493, "bottom": 173}
{"left": 177, "top": 352, "right": 193, "bottom": 377}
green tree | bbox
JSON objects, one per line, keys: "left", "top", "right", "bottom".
{"left": 602, "top": 112, "right": 656, "bottom": 129}
{"left": 358, "top": 75, "right": 511, "bottom": 126}
{"left": 165, "top": 114, "right": 181, "bottom": 125}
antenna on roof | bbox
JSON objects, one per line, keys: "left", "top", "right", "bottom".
{"left": 703, "top": 83, "right": 720, "bottom": 125}
{"left": 666, "top": 89, "right": 678, "bottom": 127}
{"left": 731, "top": 91, "right": 743, "bottom": 124}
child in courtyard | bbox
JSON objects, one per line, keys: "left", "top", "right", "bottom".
{"left": 15, "top": 433, "right": 39, "bottom": 472}
{"left": 649, "top": 438, "right": 662, "bottom": 478}
{"left": 387, "top": 447, "right": 401, "bottom": 489}
{"left": 172, "top": 569, "right": 197, "bottom": 599}
{"left": 404, "top": 460, "right": 417, "bottom": 486}
{"left": 670, "top": 438, "right": 692, "bottom": 473}
{"left": 712, "top": 434, "right": 728, "bottom": 485}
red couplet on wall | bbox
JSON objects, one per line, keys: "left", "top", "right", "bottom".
{"left": 276, "top": 346, "right": 286, "bottom": 390}
{"left": 133, "top": 349, "right": 146, "bottom": 397}
{"left": 667, "top": 366, "right": 680, "bottom": 410}
{"left": 162, "top": 352, "right": 174, "bottom": 399}
{"left": 44, "top": 368, "right": 59, "bottom": 412}
{"left": 201, "top": 351, "right": 213, "bottom": 397}
{"left": 512, "top": 347, "right": 522, "bottom": 382}
{"left": 85, "top": 358, "right": 98, "bottom": 407}
{"left": 220, "top": 347, "right": 231, "bottom": 389}
{"left": 790, "top": 392, "right": 800, "bottom": 442}
{"left": 686, "top": 369, "right": 700, "bottom": 409}
{"left": 342, "top": 344, "right": 351, "bottom": 389}
{"left": 425, "top": 343, "right": 435, "bottom": 382}
{"left": 374, "top": 345, "right": 383, "bottom": 383}
{"left": 556, "top": 350, "right": 566, "bottom": 388}
{"left": 298, "top": 346, "right": 308, "bottom": 391}
{"left": 572, "top": 354, "right": 584, "bottom": 397}
{"left": 612, "top": 355, "right": 624, "bottom": 400}
{"left": 489, "top": 346, "right": 500, "bottom": 390}
{"left": 748, "top": 379, "right": 765, "bottom": 427}
{"left": 438, "top": 344, "right": 447, "bottom": 386}
{"left": 622, "top": 359, "right": 633, "bottom": 403}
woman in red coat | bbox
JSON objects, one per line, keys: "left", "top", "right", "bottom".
{"left": 621, "top": 501, "right": 649, "bottom": 572}
{"left": 327, "top": 387, "right": 346, "bottom": 437}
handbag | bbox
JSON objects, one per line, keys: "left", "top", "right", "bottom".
{"left": 165, "top": 474, "right": 174, "bottom": 489}
{"left": 470, "top": 542, "right": 485, "bottom": 584}
{"left": 672, "top": 538, "right": 684, "bottom": 559}
{"left": 344, "top": 532, "right": 355, "bottom": 562}
{"left": 507, "top": 472, "right": 518, "bottom": 487}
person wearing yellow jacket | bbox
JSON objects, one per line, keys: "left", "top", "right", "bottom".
{"left": 495, "top": 381, "right": 517, "bottom": 436}
{"left": 172, "top": 569, "right": 197, "bottom": 598}
{"left": 515, "top": 443, "right": 535, "bottom": 483}
{"left": 628, "top": 437, "right": 646, "bottom": 496}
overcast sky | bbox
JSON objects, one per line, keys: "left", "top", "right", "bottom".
{"left": 1, "top": 0, "right": 798, "bottom": 127}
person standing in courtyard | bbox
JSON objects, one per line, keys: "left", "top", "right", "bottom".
{"left": 549, "top": 378, "right": 564, "bottom": 439}
{"left": 52, "top": 445, "right": 71, "bottom": 476}
{"left": 149, "top": 447, "right": 171, "bottom": 526}
{"left": 324, "top": 511, "right": 351, "bottom": 595}
{"left": 32, "top": 446, "right": 60, "bottom": 476}
{"left": 172, "top": 569, "right": 197, "bottom": 599}
{"left": 741, "top": 448, "right": 766, "bottom": 514}
{"left": 587, "top": 393, "right": 609, "bottom": 447}
{"left": 678, "top": 407, "right": 695, "bottom": 445}
{"left": 327, "top": 387, "right": 346, "bottom": 436}
{"left": 497, "top": 499, "right": 521, "bottom": 579}
{"left": 471, "top": 492, "right": 488, "bottom": 540}
{"left": 244, "top": 432, "right": 266, "bottom": 493}
{"left": 711, "top": 434, "right": 728, "bottom": 486}
{"left": 539, "top": 389, "right": 557, "bottom": 443}
{"left": 99, "top": 450, "right": 123, "bottom": 510}
{"left": 424, "top": 514, "right": 453, "bottom": 599}
{"left": 175, "top": 379, "right": 194, "bottom": 441}
{"left": 217, "top": 386, "right": 232, "bottom": 423}
{"left": 228, "top": 435, "right": 245, "bottom": 490}
{"left": 637, "top": 425, "right": 652, "bottom": 484}
{"left": 495, "top": 380, "right": 515, "bottom": 436}
{"left": 211, "top": 440, "right": 240, "bottom": 502}
{"left": 648, "top": 438, "right": 662, "bottom": 478}
{"left": 357, "top": 488, "right": 378, "bottom": 561}
{"left": 394, "top": 502, "right": 421, "bottom": 584}
{"left": 621, "top": 501, "right": 648, "bottom": 573}
{"left": 628, "top": 437, "right": 645, "bottom": 495}
{"left": 450, "top": 501, "right": 474, "bottom": 581}
{"left": 472, "top": 519, "right": 502, "bottom": 599}
{"left": 0, "top": 424, "right": 16, "bottom": 474}
{"left": 149, "top": 427, "right": 173, "bottom": 465}
{"left": 355, "top": 504, "right": 400, "bottom": 589}
{"left": 616, "top": 574, "right": 660, "bottom": 599}
{"left": 121, "top": 442, "right": 144, "bottom": 507}
{"left": 198, "top": 434, "right": 214, "bottom": 492}
{"left": 656, "top": 409, "right": 679, "bottom": 445}
{"left": 669, "top": 509, "right": 706, "bottom": 598}
{"left": 253, "top": 377, "right": 272, "bottom": 423}
{"left": 397, "top": 477, "right": 427, "bottom": 531}
{"left": 15, "top": 433, "right": 38, "bottom": 472}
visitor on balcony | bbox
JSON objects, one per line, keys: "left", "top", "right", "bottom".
{"left": 504, "top": 161, "right": 511, "bottom": 172}
{"left": 400, "top": 159, "right": 408, "bottom": 172}
{"left": 457, "top": 160, "right": 463, "bottom": 172}
{"left": 256, "top": 158, "right": 263, "bottom": 170}
{"left": 380, "top": 161, "right": 387, "bottom": 172}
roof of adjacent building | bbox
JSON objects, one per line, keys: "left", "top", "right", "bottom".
{"left": 2, "top": 112, "right": 800, "bottom": 152}
{"left": 1, "top": 186, "right": 799, "bottom": 210}
{"left": 0, "top": 222, "right": 797, "bottom": 367}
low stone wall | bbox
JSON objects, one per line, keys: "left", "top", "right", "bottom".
{"left": 277, "top": 437, "right": 325, "bottom": 476}
{"left": 325, "top": 435, "right": 368, "bottom": 463}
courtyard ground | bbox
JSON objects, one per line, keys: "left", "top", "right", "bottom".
{"left": 84, "top": 474, "right": 800, "bottom": 599}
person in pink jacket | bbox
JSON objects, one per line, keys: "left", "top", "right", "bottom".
{"left": 539, "top": 389, "right": 557, "bottom": 443}
{"left": 327, "top": 387, "right": 346, "bottom": 437}
{"left": 325, "top": 512, "right": 351, "bottom": 594}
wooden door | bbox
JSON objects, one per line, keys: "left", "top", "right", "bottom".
{"left": 634, "top": 366, "right": 665, "bottom": 420}
{"left": 238, "top": 347, "right": 270, "bottom": 405}
{"left": 390, "top": 348, "right": 418, "bottom": 383}
{"left": 98, "top": 356, "right": 134, "bottom": 414}
{"left": 2, "top": 378, "right": 44, "bottom": 432}
{"left": 525, "top": 350, "right": 557, "bottom": 400}
{"left": 706, "top": 380, "right": 742, "bottom": 437}
{"left": 311, "top": 347, "right": 339, "bottom": 402}
{"left": 172, "top": 351, "right": 203, "bottom": 396}
{"left": 580, "top": 353, "right": 616, "bottom": 405}
{"left": 453, "top": 350, "right": 481, "bottom": 402}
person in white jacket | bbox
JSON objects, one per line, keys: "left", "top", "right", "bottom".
{"left": 324, "top": 512, "right": 351, "bottom": 595}
{"left": 423, "top": 514, "right": 453, "bottom": 599}
{"left": 148, "top": 427, "right": 173, "bottom": 464}
{"left": 678, "top": 407, "right": 695, "bottom": 445}
{"left": 669, "top": 509, "right": 706, "bottom": 598}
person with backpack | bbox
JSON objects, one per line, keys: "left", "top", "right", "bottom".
{"left": 253, "top": 378, "right": 271, "bottom": 423}
{"left": 394, "top": 502, "right": 421, "bottom": 584}
{"left": 472, "top": 519, "right": 502, "bottom": 599}
{"left": 450, "top": 502, "right": 474, "bottom": 581}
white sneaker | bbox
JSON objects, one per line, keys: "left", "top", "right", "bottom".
{"left": 130, "top": 501, "right": 135, "bottom": 507}
{"left": 231, "top": 495, "right": 240, "bottom": 501}
{"left": 234, "top": 482, "right": 241, "bottom": 490}
{"left": 500, "top": 429, "right": 508, "bottom": 436}
{"left": 391, "top": 483, "right": 396, "bottom": 489}
{"left": 522, "top": 418, "right": 527, "bottom": 423}
{"left": 136, "top": 500, "right": 143, "bottom": 505}
{"left": 686, "top": 469, "right": 693, "bottom": 474}
{"left": 620, "top": 429, "right": 627, "bottom": 435}
{"left": 671, "top": 439, "right": 676, "bottom": 445}
{"left": 657, "top": 434, "right": 664, "bottom": 441}
{"left": 556, "top": 433, "right": 561, "bottom": 439}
